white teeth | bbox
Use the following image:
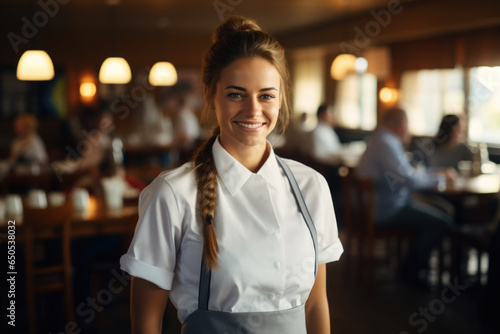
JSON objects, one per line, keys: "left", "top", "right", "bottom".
{"left": 236, "top": 122, "right": 263, "bottom": 129}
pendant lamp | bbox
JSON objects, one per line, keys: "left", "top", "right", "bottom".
{"left": 16, "top": 50, "right": 55, "bottom": 81}
{"left": 149, "top": 61, "right": 177, "bottom": 86}
{"left": 330, "top": 54, "right": 356, "bottom": 81}
{"left": 98, "top": 57, "right": 132, "bottom": 84}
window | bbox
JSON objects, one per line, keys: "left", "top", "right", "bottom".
{"left": 334, "top": 72, "right": 377, "bottom": 130}
{"left": 400, "top": 69, "right": 465, "bottom": 136}
{"left": 468, "top": 66, "right": 500, "bottom": 145}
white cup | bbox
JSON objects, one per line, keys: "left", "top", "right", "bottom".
{"left": 28, "top": 189, "right": 48, "bottom": 209}
{"left": 102, "top": 177, "right": 125, "bottom": 209}
{"left": 6, "top": 194, "right": 23, "bottom": 217}
{"left": 72, "top": 188, "right": 90, "bottom": 212}
{"left": 48, "top": 192, "right": 66, "bottom": 207}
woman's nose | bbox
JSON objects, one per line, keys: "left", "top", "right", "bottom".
{"left": 244, "top": 97, "right": 262, "bottom": 117}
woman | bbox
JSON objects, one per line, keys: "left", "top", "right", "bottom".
{"left": 120, "top": 16, "right": 343, "bottom": 334}
{"left": 428, "top": 114, "right": 474, "bottom": 171}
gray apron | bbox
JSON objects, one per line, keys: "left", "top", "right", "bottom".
{"left": 181, "top": 156, "right": 318, "bottom": 334}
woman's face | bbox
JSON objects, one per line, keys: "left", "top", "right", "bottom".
{"left": 213, "top": 57, "right": 281, "bottom": 158}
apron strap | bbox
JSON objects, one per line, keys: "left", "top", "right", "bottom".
{"left": 198, "top": 256, "right": 211, "bottom": 310}
{"left": 197, "top": 155, "right": 319, "bottom": 310}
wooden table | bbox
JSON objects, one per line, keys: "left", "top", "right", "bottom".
{"left": 434, "top": 174, "right": 500, "bottom": 197}
{"left": 424, "top": 173, "right": 500, "bottom": 224}
{"left": 1, "top": 196, "right": 139, "bottom": 241}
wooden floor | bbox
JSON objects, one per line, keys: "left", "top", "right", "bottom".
{"left": 7, "top": 233, "right": 497, "bottom": 334}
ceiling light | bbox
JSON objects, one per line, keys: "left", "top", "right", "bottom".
{"left": 99, "top": 57, "right": 132, "bottom": 84}
{"left": 355, "top": 57, "right": 368, "bottom": 74}
{"left": 330, "top": 54, "right": 356, "bottom": 80}
{"left": 16, "top": 50, "right": 55, "bottom": 81}
{"left": 149, "top": 61, "right": 178, "bottom": 86}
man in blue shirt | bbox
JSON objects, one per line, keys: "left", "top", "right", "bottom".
{"left": 356, "top": 107, "right": 453, "bottom": 288}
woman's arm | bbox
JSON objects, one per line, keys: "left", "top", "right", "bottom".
{"left": 305, "top": 264, "right": 330, "bottom": 334}
{"left": 130, "top": 276, "right": 170, "bottom": 334}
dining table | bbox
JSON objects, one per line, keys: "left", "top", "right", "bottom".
{"left": 421, "top": 169, "right": 500, "bottom": 286}
{"left": 0, "top": 195, "right": 139, "bottom": 243}
{"left": 426, "top": 172, "right": 500, "bottom": 224}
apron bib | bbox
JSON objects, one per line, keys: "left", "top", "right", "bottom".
{"left": 181, "top": 156, "right": 318, "bottom": 334}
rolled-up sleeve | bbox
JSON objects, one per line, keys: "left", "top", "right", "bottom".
{"left": 120, "top": 176, "right": 181, "bottom": 290}
{"left": 313, "top": 172, "right": 344, "bottom": 264}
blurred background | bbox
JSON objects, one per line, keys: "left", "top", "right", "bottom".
{"left": 0, "top": 0, "right": 499, "bottom": 333}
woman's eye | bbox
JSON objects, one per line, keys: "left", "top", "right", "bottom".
{"left": 228, "top": 92, "right": 243, "bottom": 98}
{"left": 260, "top": 94, "right": 275, "bottom": 100}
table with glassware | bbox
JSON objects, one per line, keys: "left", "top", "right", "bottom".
{"left": 0, "top": 190, "right": 139, "bottom": 242}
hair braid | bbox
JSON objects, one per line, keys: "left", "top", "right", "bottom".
{"left": 193, "top": 127, "right": 220, "bottom": 270}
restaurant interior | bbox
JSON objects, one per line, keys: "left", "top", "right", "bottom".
{"left": 1, "top": 0, "right": 500, "bottom": 333}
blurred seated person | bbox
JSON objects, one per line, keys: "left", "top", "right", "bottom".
{"left": 311, "top": 103, "right": 341, "bottom": 165}
{"left": 165, "top": 83, "right": 201, "bottom": 165}
{"left": 356, "top": 107, "right": 455, "bottom": 288}
{"left": 426, "top": 114, "right": 473, "bottom": 171}
{"left": 7, "top": 113, "right": 48, "bottom": 169}
{"left": 51, "top": 109, "right": 114, "bottom": 186}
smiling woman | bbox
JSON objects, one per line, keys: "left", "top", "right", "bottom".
{"left": 214, "top": 57, "right": 281, "bottom": 169}
{"left": 120, "top": 15, "right": 343, "bottom": 334}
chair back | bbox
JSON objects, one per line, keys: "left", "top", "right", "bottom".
{"left": 23, "top": 201, "right": 74, "bottom": 333}
{"left": 339, "top": 167, "right": 376, "bottom": 237}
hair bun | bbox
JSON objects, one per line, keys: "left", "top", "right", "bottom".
{"left": 212, "top": 16, "right": 261, "bottom": 43}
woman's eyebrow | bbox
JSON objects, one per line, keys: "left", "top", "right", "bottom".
{"left": 224, "top": 85, "right": 277, "bottom": 92}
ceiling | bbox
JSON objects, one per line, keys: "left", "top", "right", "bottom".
{"left": 2, "top": 0, "right": 499, "bottom": 68}
{"left": 2, "top": 0, "right": 395, "bottom": 36}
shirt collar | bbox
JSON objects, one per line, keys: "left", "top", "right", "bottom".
{"left": 212, "top": 138, "right": 282, "bottom": 195}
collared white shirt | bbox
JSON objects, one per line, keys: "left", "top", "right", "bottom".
{"left": 311, "top": 122, "right": 342, "bottom": 164}
{"left": 120, "top": 138, "right": 343, "bottom": 323}
{"left": 9, "top": 133, "right": 48, "bottom": 166}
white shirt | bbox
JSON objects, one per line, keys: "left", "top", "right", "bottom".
{"left": 9, "top": 133, "right": 48, "bottom": 166}
{"left": 311, "top": 122, "right": 342, "bottom": 164}
{"left": 120, "top": 138, "right": 343, "bottom": 323}
{"left": 175, "top": 107, "right": 200, "bottom": 147}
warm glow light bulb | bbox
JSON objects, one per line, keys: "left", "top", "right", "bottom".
{"left": 16, "top": 50, "right": 55, "bottom": 81}
{"left": 330, "top": 54, "right": 357, "bottom": 80}
{"left": 99, "top": 57, "right": 132, "bottom": 84}
{"left": 379, "top": 87, "right": 399, "bottom": 103}
{"left": 80, "top": 82, "right": 97, "bottom": 98}
{"left": 149, "top": 62, "right": 178, "bottom": 86}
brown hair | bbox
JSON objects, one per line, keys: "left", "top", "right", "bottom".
{"left": 193, "top": 16, "right": 292, "bottom": 269}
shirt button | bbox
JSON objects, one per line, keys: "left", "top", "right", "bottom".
{"left": 274, "top": 261, "right": 282, "bottom": 269}
{"left": 269, "top": 293, "right": 276, "bottom": 300}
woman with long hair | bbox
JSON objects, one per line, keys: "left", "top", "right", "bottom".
{"left": 120, "top": 16, "right": 343, "bottom": 334}
{"left": 428, "top": 114, "right": 474, "bottom": 170}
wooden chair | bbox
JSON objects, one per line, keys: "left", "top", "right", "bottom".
{"left": 340, "top": 167, "right": 413, "bottom": 289}
{"left": 23, "top": 202, "right": 74, "bottom": 334}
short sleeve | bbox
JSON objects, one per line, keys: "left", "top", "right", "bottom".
{"left": 120, "top": 176, "right": 182, "bottom": 290}
{"left": 311, "top": 172, "right": 344, "bottom": 264}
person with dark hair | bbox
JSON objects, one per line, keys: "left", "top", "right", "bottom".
{"left": 311, "top": 103, "right": 341, "bottom": 165}
{"left": 120, "top": 16, "right": 343, "bottom": 334}
{"left": 427, "top": 114, "right": 474, "bottom": 171}
{"left": 356, "top": 107, "right": 454, "bottom": 289}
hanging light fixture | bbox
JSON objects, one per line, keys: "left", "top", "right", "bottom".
{"left": 330, "top": 54, "right": 356, "bottom": 80}
{"left": 99, "top": 57, "right": 132, "bottom": 84}
{"left": 16, "top": 50, "right": 55, "bottom": 81}
{"left": 149, "top": 61, "right": 177, "bottom": 86}
{"left": 99, "top": 1, "right": 131, "bottom": 84}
